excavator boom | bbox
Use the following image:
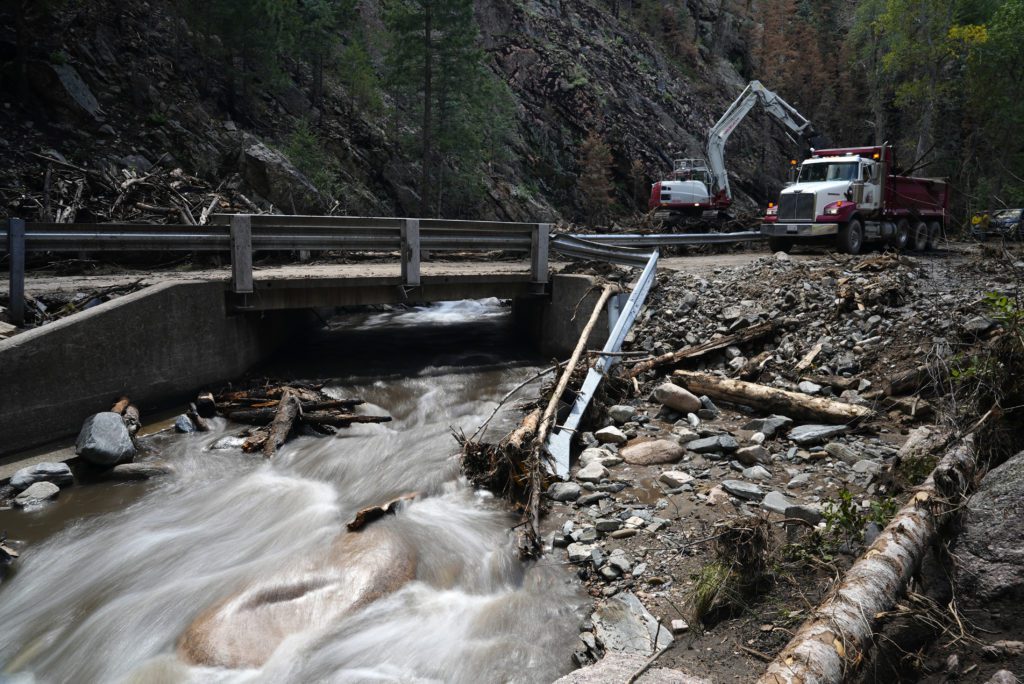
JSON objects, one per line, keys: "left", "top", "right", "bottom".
{"left": 706, "top": 80, "right": 817, "bottom": 203}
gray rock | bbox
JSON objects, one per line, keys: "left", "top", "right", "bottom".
{"left": 567, "top": 543, "right": 594, "bottom": 563}
{"left": 686, "top": 434, "right": 738, "bottom": 454}
{"left": 658, "top": 471, "right": 694, "bottom": 488}
{"left": 761, "top": 490, "right": 796, "bottom": 514}
{"left": 578, "top": 492, "right": 609, "bottom": 506}
{"left": 577, "top": 462, "right": 609, "bottom": 483}
{"left": 742, "top": 415, "right": 793, "bottom": 438}
{"left": 209, "top": 436, "right": 246, "bottom": 450}
{"left": 174, "top": 414, "right": 195, "bottom": 433}
{"left": 620, "top": 439, "right": 685, "bottom": 465}
{"left": 580, "top": 448, "right": 622, "bottom": 467}
{"left": 785, "top": 504, "right": 823, "bottom": 526}
{"left": 721, "top": 479, "right": 765, "bottom": 501}
{"left": 824, "top": 442, "right": 860, "bottom": 465}
{"left": 788, "top": 424, "right": 848, "bottom": 446}
{"left": 798, "top": 380, "right": 822, "bottom": 395}
{"left": 239, "top": 137, "right": 326, "bottom": 213}
{"left": 577, "top": 527, "right": 599, "bottom": 543}
{"left": 105, "top": 461, "right": 176, "bottom": 480}
{"left": 653, "top": 383, "right": 702, "bottom": 414}
{"left": 547, "top": 482, "right": 582, "bottom": 502}
{"left": 963, "top": 316, "right": 994, "bottom": 334}
{"left": 608, "top": 405, "right": 636, "bottom": 424}
{"left": 552, "top": 653, "right": 709, "bottom": 684}
{"left": 596, "top": 518, "right": 622, "bottom": 532}
{"left": 699, "top": 395, "right": 720, "bottom": 415}
{"left": 954, "top": 450, "right": 1024, "bottom": 603}
{"left": 595, "top": 426, "right": 628, "bottom": 445}
{"left": 852, "top": 459, "right": 881, "bottom": 475}
{"left": 29, "top": 63, "right": 102, "bottom": 122}
{"left": 983, "top": 671, "right": 1017, "bottom": 684}
{"left": 608, "top": 549, "right": 632, "bottom": 574}
{"left": 14, "top": 481, "right": 60, "bottom": 507}
{"left": 75, "top": 412, "right": 136, "bottom": 466}
{"left": 10, "top": 462, "right": 73, "bottom": 491}
{"left": 742, "top": 465, "right": 772, "bottom": 482}
{"left": 735, "top": 445, "right": 770, "bottom": 466}
{"left": 591, "top": 591, "right": 673, "bottom": 655}
{"left": 786, "top": 473, "right": 811, "bottom": 489}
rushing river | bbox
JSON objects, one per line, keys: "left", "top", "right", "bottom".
{"left": 0, "top": 299, "right": 585, "bottom": 683}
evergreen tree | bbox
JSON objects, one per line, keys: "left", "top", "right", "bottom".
{"left": 385, "top": 0, "right": 512, "bottom": 217}
{"left": 578, "top": 131, "right": 616, "bottom": 226}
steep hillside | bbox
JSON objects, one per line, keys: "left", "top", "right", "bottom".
{"left": 0, "top": 0, "right": 803, "bottom": 224}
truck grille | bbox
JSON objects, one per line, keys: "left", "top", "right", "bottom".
{"left": 779, "top": 194, "right": 815, "bottom": 221}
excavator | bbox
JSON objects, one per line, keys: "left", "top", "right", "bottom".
{"left": 649, "top": 80, "right": 821, "bottom": 226}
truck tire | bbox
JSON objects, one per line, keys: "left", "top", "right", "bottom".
{"left": 891, "top": 219, "right": 910, "bottom": 250}
{"left": 836, "top": 219, "right": 863, "bottom": 255}
{"left": 767, "top": 236, "right": 794, "bottom": 253}
{"left": 912, "top": 221, "right": 929, "bottom": 251}
{"left": 927, "top": 221, "right": 942, "bottom": 250}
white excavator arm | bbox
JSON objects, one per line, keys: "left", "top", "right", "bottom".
{"left": 706, "top": 80, "right": 816, "bottom": 202}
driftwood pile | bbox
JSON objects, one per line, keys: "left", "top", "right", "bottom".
{"left": 14, "top": 153, "right": 268, "bottom": 225}
{"left": 206, "top": 382, "right": 391, "bottom": 458}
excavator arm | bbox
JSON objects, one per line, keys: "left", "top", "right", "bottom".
{"left": 706, "top": 80, "right": 817, "bottom": 203}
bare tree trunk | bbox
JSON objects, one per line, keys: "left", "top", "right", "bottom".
{"left": 419, "top": 0, "right": 434, "bottom": 217}
{"left": 759, "top": 437, "right": 977, "bottom": 684}
{"left": 263, "top": 389, "right": 302, "bottom": 458}
{"left": 672, "top": 371, "right": 873, "bottom": 424}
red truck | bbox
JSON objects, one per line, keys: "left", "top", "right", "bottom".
{"left": 761, "top": 145, "right": 949, "bottom": 254}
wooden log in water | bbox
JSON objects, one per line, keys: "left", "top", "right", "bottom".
{"left": 263, "top": 389, "right": 302, "bottom": 458}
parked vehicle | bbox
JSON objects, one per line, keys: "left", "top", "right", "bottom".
{"left": 971, "top": 208, "right": 1024, "bottom": 241}
{"left": 761, "top": 145, "right": 949, "bottom": 254}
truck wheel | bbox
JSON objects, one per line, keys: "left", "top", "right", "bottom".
{"left": 767, "top": 236, "right": 794, "bottom": 253}
{"left": 891, "top": 219, "right": 910, "bottom": 250}
{"left": 912, "top": 221, "right": 929, "bottom": 251}
{"left": 927, "top": 221, "right": 942, "bottom": 250}
{"left": 837, "top": 219, "right": 863, "bottom": 255}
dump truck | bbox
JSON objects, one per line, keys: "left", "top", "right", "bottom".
{"left": 761, "top": 145, "right": 949, "bottom": 254}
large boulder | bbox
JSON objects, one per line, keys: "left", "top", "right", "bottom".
{"left": 553, "top": 653, "right": 708, "bottom": 683}
{"left": 75, "top": 412, "right": 136, "bottom": 466}
{"left": 592, "top": 591, "right": 673, "bottom": 655}
{"left": 14, "top": 481, "right": 60, "bottom": 507}
{"left": 179, "top": 524, "right": 416, "bottom": 668}
{"left": 28, "top": 62, "right": 103, "bottom": 123}
{"left": 238, "top": 137, "right": 326, "bottom": 213}
{"left": 954, "top": 451, "right": 1024, "bottom": 603}
{"left": 620, "top": 439, "right": 685, "bottom": 465}
{"left": 10, "top": 462, "right": 73, "bottom": 491}
{"left": 653, "top": 383, "right": 701, "bottom": 414}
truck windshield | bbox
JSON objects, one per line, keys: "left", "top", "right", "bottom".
{"left": 799, "top": 162, "right": 858, "bottom": 183}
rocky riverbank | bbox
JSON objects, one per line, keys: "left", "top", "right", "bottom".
{"left": 538, "top": 247, "right": 1024, "bottom": 682}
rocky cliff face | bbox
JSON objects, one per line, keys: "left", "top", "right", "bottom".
{"left": 0, "top": 0, "right": 799, "bottom": 224}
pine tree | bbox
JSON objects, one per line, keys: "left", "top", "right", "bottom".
{"left": 385, "top": 0, "right": 512, "bottom": 217}
{"left": 578, "top": 132, "right": 616, "bottom": 226}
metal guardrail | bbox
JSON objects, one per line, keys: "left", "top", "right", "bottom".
{"left": 548, "top": 235, "right": 653, "bottom": 267}
{"left": 1, "top": 215, "right": 552, "bottom": 325}
{"left": 565, "top": 230, "right": 766, "bottom": 247}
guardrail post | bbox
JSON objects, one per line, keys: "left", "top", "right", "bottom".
{"left": 230, "top": 214, "right": 254, "bottom": 294}
{"left": 401, "top": 218, "right": 421, "bottom": 287}
{"left": 7, "top": 218, "right": 25, "bottom": 326}
{"left": 531, "top": 223, "right": 550, "bottom": 286}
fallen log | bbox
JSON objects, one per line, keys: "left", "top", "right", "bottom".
{"left": 627, "top": 321, "right": 775, "bottom": 378}
{"left": 346, "top": 493, "right": 417, "bottom": 531}
{"left": 502, "top": 408, "right": 541, "bottom": 451}
{"left": 301, "top": 412, "right": 391, "bottom": 427}
{"left": 263, "top": 389, "right": 301, "bottom": 458}
{"left": 672, "top": 371, "right": 873, "bottom": 424}
{"left": 521, "top": 284, "right": 617, "bottom": 557}
{"left": 758, "top": 437, "right": 978, "bottom": 684}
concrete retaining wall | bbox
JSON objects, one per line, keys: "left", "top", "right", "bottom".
{"left": 0, "top": 281, "right": 307, "bottom": 457}
{"left": 515, "top": 274, "right": 611, "bottom": 358}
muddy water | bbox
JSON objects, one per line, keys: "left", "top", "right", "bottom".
{"left": 0, "top": 299, "right": 585, "bottom": 683}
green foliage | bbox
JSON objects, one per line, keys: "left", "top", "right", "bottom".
{"left": 984, "top": 290, "right": 1023, "bottom": 325}
{"left": 339, "top": 42, "right": 382, "bottom": 113}
{"left": 384, "top": 0, "right": 517, "bottom": 216}
{"left": 146, "top": 112, "right": 168, "bottom": 126}
{"left": 282, "top": 119, "right": 341, "bottom": 198}
{"left": 822, "top": 488, "right": 898, "bottom": 546}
